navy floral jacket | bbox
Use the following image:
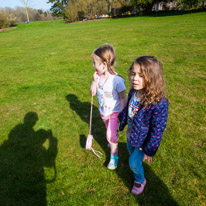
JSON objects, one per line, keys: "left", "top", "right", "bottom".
{"left": 118, "top": 89, "right": 169, "bottom": 157}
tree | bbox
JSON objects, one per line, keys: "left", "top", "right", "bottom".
{"left": 16, "top": 7, "right": 28, "bottom": 22}
{"left": 85, "top": 0, "right": 108, "bottom": 18}
{"left": 0, "top": 13, "right": 9, "bottom": 29}
{"left": 65, "top": 0, "right": 108, "bottom": 22}
{"left": 130, "top": 0, "right": 167, "bottom": 12}
{"left": 20, "top": 0, "right": 30, "bottom": 22}
{"left": 65, "top": 0, "right": 78, "bottom": 22}
{"left": 107, "top": 0, "right": 125, "bottom": 16}
{"left": 130, "top": 0, "right": 138, "bottom": 9}
{"left": 0, "top": 7, "right": 17, "bottom": 26}
{"left": 48, "top": 0, "right": 68, "bottom": 18}
{"left": 177, "top": 0, "right": 201, "bottom": 8}
{"left": 0, "top": 7, "right": 57, "bottom": 23}
{"left": 107, "top": 0, "right": 113, "bottom": 12}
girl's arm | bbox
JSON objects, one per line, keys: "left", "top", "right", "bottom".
{"left": 119, "top": 90, "right": 127, "bottom": 111}
{"left": 90, "top": 72, "right": 98, "bottom": 96}
{"left": 143, "top": 99, "right": 169, "bottom": 157}
{"left": 118, "top": 89, "right": 134, "bottom": 131}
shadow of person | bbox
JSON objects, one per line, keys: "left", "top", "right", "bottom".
{"left": 66, "top": 94, "right": 108, "bottom": 150}
{"left": 0, "top": 112, "right": 58, "bottom": 206}
{"left": 66, "top": 94, "right": 178, "bottom": 205}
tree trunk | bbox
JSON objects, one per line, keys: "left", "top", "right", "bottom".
{"left": 26, "top": 7, "right": 29, "bottom": 22}
{"left": 108, "top": 0, "right": 112, "bottom": 13}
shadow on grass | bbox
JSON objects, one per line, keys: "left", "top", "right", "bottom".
{"left": 148, "top": 9, "right": 206, "bottom": 17}
{"left": 66, "top": 94, "right": 178, "bottom": 205}
{"left": 66, "top": 94, "right": 107, "bottom": 150}
{"left": 0, "top": 112, "right": 58, "bottom": 206}
{"left": 113, "top": 8, "right": 206, "bottom": 19}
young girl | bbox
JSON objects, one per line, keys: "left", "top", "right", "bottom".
{"left": 118, "top": 56, "right": 169, "bottom": 195}
{"left": 90, "top": 44, "right": 127, "bottom": 170}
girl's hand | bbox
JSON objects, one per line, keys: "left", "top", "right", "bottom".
{"left": 143, "top": 154, "right": 152, "bottom": 164}
{"left": 93, "top": 72, "right": 98, "bottom": 83}
{"left": 139, "top": 148, "right": 152, "bottom": 164}
{"left": 90, "top": 83, "right": 97, "bottom": 96}
{"left": 90, "top": 72, "right": 98, "bottom": 96}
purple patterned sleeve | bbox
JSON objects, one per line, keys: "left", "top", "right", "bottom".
{"left": 143, "top": 99, "right": 169, "bottom": 157}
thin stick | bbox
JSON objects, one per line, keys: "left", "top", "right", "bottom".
{"left": 89, "top": 96, "right": 93, "bottom": 135}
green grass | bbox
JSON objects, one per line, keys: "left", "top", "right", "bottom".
{"left": 0, "top": 12, "right": 206, "bottom": 206}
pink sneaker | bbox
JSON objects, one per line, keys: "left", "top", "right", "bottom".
{"left": 131, "top": 178, "right": 147, "bottom": 195}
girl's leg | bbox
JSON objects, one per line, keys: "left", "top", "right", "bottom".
{"left": 127, "top": 132, "right": 146, "bottom": 195}
{"left": 106, "top": 112, "right": 120, "bottom": 169}
{"left": 101, "top": 114, "right": 109, "bottom": 147}
{"left": 101, "top": 114, "right": 111, "bottom": 147}
{"left": 127, "top": 130, "right": 134, "bottom": 155}
{"left": 107, "top": 112, "right": 119, "bottom": 154}
{"left": 127, "top": 138, "right": 145, "bottom": 183}
{"left": 101, "top": 114, "right": 109, "bottom": 130}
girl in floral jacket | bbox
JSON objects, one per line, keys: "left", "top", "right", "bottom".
{"left": 118, "top": 56, "right": 169, "bottom": 195}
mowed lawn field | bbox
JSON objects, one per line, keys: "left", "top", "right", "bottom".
{"left": 0, "top": 12, "right": 206, "bottom": 206}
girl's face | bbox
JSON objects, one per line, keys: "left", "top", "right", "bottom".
{"left": 130, "top": 63, "right": 145, "bottom": 90}
{"left": 92, "top": 54, "right": 107, "bottom": 75}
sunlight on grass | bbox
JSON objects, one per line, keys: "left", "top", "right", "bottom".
{"left": 0, "top": 12, "right": 206, "bottom": 206}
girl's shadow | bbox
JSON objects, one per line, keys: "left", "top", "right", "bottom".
{"left": 66, "top": 94, "right": 178, "bottom": 205}
{"left": 66, "top": 94, "right": 108, "bottom": 153}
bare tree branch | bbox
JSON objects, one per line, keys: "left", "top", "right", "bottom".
{"left": 20, "top": 0, "right": 30, "bottom": 22}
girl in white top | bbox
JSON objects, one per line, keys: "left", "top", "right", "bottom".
{"left": 90, "top": 44, "right": 127, "bottom": 170}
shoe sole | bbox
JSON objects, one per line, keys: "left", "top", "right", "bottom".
{"left": 107, "top": 165, "right": 117, "bottom": 170}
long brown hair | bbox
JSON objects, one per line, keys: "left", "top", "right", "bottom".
{"left": 128, "top": 56, "right": 165, "bottom": 108}
{"left": 93, "top": 44, "right": 116, "bottom": 75}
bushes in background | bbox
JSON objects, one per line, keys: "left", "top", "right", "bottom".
{"left": 0, "top": 13, "right": 9, "bottom": 29}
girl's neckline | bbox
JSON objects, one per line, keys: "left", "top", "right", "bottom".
{"left": 101, "top": 72, "right": 115, "bottom": 80}
{"left": 99, "top": 74, "right": 111, "bottom": 89}
{"left": 134, "top": 90, "right": 144, "bottom": 98}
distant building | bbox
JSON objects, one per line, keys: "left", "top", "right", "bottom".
{"left": 152, "top": 1, "right": 177, "bottom": 11}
